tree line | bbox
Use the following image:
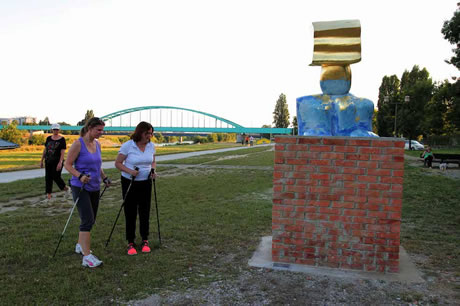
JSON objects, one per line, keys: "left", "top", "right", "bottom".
{"left": 377, "top": 5, "right": 459, "bottom": 144}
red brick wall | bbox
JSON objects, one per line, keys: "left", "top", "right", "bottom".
{"left": 272, "top": 136, "right": 405, "bottom": 273}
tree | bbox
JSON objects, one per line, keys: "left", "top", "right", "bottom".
{"left": 57, "top": 121, "right": 72, "bottom": 135}
{"left": 440, "top": 4, "right": 460, "bottom": 134}
{"left": 77, "top": 110, "right": 95, "bottom": 126}
{"left": 207, "top": 133, "right": 217, "bottom": 143}
{"left": 292, "top": 116, "right": 298, "bottom": 135}
{"left": 154, "top": 132, "right": 165, "bottom": 144}
{"left": 272, "top": 93, "right": 290, "bottom": 128}
{"left": 29, "top": 134, "right": 46, "bottom": 145}
{"left": 39, "top": 117, "right": 50, "bottom": 125}
{"left": 399, "top": 66, "right": 434, "bottom": 147}
{"left": 445, "top": 80, "right": 460, "bottom": 132}
{"left": 261, "top": 124, "right": 272, "bottom": 140}
{"left": 377, "top": 75, "right": 401, "bottom": 136}
{"left": 424, "top": 81, "right": 451, "bottom": 135}
{"left": 442, "top": 4, "right": 460, "bottom": 69}
{"left": 0, "top": 122, "right": 27, "bottom": 145}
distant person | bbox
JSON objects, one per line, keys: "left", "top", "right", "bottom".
{"left": 249, "top": 136, "right": 254, "bottom": 146}
{"left": 420, "top": 146, "right": 434, "bottom": 168}
{"left": 115, "top": 121, "right": 157, "bottom": 256}
{"left": 64, "top": 117, "right": 111, "bottom": 268}
{"left": 40, "top": 123, "right": 69, "bottom": 200}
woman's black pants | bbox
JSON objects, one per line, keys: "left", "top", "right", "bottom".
{"left": 121, "top": 176, "right": 152, "bottom": 243}
{"left": 425, "top": 156, "right": 433, "bottom": 168}
{"left": 45, "top": 161, "right": 66, "bottom": 194}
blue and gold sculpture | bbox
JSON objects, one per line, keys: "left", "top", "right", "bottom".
{"left": 297, "top": 20, "right": 378, "bottom": 137}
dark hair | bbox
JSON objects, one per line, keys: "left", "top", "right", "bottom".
{"left": 131, "top": 121, "right": 153, "bottom": 142}
{"left": 80, "top": 117, "right": 105, "bottom": 137}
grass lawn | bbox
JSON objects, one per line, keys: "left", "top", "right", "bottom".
{"left": 0, "top": 146, "right": 459, "bottom": 304}
{"left": 158, "top": 145, "right": 274, "bottom": 166}
{"left": 0, "top": 142, "right": 241, "bottom": 172}
{"left": 401, "top": 163, "right": 460, "bottom": 276}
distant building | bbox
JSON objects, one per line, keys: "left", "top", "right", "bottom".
{"left": 0, "top": 116, "right": 36, "bottom": 125}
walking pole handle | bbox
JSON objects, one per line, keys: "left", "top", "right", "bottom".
{"left": 132, "top": 166, "right": 139, "bottom": 181}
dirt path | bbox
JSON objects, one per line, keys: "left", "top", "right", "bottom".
{"left": 131, "top": 262, "right": 457, "bottom": 305}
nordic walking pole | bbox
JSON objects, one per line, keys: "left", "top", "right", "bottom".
{"left": 53, "top": 178, "right": 88, "bottom": 258}
{"left": 99, "top": 176, "right": 112, "bottom": 201}
{"left": 105, "top": 167, "right": 138, "bottom": 247}
{"left": 99, "top": 180, "right": 110, "bottom": 200}
{"left": 152, "top": 170, "right": 162, "bottom": 245}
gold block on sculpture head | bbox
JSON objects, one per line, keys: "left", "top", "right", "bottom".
{"left": 320, "top": 65, "right": 351, "bottom": 81}
{"left": 311, "top": 19, "right": 361, "bottom": 66}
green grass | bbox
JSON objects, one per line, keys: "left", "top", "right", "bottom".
{"left": 158, "top": 146, "right": 274, "bottom": 166}
{"left": 0, "top": 143, "right": 240, "bottom": 172}
{"left": 401, "top": 163, "right": 460, "bottom": 273}
{"left": 0, "top": 168, "right": 273, "bottom": 304}
{"left": 0, "top": 148, "right": 459, "bottom": 304}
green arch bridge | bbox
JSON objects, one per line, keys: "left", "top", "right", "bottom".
{"left": 8, "top": 106, "right": 293, "bottom": 134}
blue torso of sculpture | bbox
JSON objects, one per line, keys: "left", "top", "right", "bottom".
{"left": 297, "top": 76, "right": 377, "bottom": 137}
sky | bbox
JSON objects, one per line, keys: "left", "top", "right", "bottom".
{"left": 0, "top": 0, "right": 458, "bottom": 128}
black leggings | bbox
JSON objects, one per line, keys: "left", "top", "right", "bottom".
{"left": 45, "top": 161, "right": 66, "bottom": 194}
{"left": 425, "top": 156, "right": 433, "bottom": 168}
{"left": 71, "top": 186, "right": 100, "bottom": 232}
{"left": 121, "top": 176, "right": 152, "bottom": 243}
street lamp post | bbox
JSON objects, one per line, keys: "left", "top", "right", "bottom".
{"left": 384, "top": 95, "right": 409, "bottom": 137}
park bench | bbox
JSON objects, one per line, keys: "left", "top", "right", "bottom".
{"left": 420, "top": 153, "right": 460, "bottom": 168}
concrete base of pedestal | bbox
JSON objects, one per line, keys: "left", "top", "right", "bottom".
{"left": 249, "top": 236, "right": 424, "bottom": 284}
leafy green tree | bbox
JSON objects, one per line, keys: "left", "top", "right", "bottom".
{"left": 261, "top": 124, "right": 272, "bottom": 140}
{"left": 445, "top": 80, "right": 460, "bottom": 133}
{"left": 154, "top": 132, "right": 165, "bottom": 144}
{"left": 440, "top": 4, "right": 460, "bottom": 134}
{"left": 424, "top": 81, "right": 450, "bottom": 135}
{"left": 273, "top": 93, "right": 290, "bottom": 128}
{"left": 399, "top": 66, "right": 434, "bottom": 146}
{"left": 29, "top": 134, "right": 46, "bottom": 145}
{"left": 77, "top": 110, "right": 95, "bottom": 126}
{"left": 292, "top": 116, "right": 298, "bottom": 135}
{"left": 372, "top": 109, "right": 378, "bottom": 135}
{"left": 57, "top": 121, "right": 72, "bottom": 135}
{"left": 377, "top": 75, "right": 401, "bottom": 136}
{"left": 207, "top": 133, "right": 217, "bottom": 143}
{"left": 0, "top": 122, "right": 27, "bottom": 145}
{"left": 39, "top": 117, "right": 50, "bottom": 125}
{"left": 442, "top": 4, "right": 460, "bottom": 69}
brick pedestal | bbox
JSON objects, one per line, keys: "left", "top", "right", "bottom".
{"left": 272, "top": 136, "right": 404, "bottom": 273}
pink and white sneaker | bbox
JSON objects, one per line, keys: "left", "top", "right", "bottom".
{"left": 82, "top": 254, "right": 103, "bottom": 268}
{"left": 141, "top": 240, "right": 151, "bottom": 253}
{"left": 127, "top": 243, "right": 137, "bottom": 256}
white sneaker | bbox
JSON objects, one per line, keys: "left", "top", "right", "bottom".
{"left": 75, "top": 243, "right": 92, "bottom": 255}
{"left": 82, "top": 254, "right": 103, "bottom": 268}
